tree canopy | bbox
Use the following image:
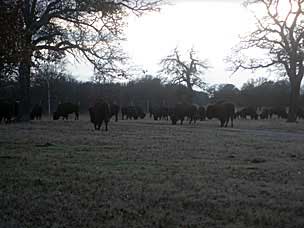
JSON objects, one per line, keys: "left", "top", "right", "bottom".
{"left": 0, "top": 0, "right": 162, "bottom": 120}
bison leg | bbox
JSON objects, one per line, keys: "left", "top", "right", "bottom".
{"left": 105, "top": 120, "right": 108, "bottom": 131}
{"left": 224, "top": 117, "right": 229, "bottom": 127}
{"left": 75, "top": 112, "right": 79, "bottom": 120}
{"left": 220, "top": 119, "right": 225, "bottom": 127}
{"left": 95, "top": 123, "right": 101, "bottom": 130}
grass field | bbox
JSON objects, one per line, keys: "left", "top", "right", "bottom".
{"left": 1, "top": 116, "right": 304, "bottom": 227}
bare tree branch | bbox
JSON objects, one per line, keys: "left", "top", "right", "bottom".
{"left": 159, "top": 47, "right": 210, "bottom": 92}
{"left": 228, "top": 0, "right": 304, "bottom": 121}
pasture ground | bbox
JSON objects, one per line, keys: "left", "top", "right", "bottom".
{"left": 1, "top": 116, "right": 304, "bottom": 227}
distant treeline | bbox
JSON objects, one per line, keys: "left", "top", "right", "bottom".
{"left": 1, "top": 75, "right": 304, "bottom": 114}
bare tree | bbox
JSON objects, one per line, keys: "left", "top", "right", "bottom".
{"left": 159, "top": 47, "right": 209, "bottom": 102}
{"left": 2, "top": 0, "right": 161, "bottom": 120}
{"left": 228, "top": 0, "right": 304, "bottom": 122}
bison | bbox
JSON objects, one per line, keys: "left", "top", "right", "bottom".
{"left": 110, "top": 103, "right": 119, "bottom": 122}
{"left": 206, "top": 102, "right": 235, "bottom": 127}
{"left": 30, "top": 104, "right": 42, "bottom": 120}
{"left": 269, "top": 107, "right": 288, "bottom": 119}
{"left": 198, "top": 106, "right": 206, "bottom": 121}
{"left": 150, "top": 105, "right": 170, "bottom": 121}
{"left": 89, "top": 99, "right": 111, "bottom": 131}
{"left": 0, "top": 99, "right": 19, "bottom": 124}
{"left": 121, "top": 106, "right": 135, "bottom": 120}
{"left": 53, "top": 102, "right": 79, "bottom": 120}
{"left": 297, "top": 107, "right": 304, "bottom": 120}
{"left": 121, "top": 106, "right": 145, "bottom": 120}
{"left": 170, "top": 103, "right": 199, "bottom": 125}
{"left": 259, "top": 108, "right": 270, "bottom": 120}
{"left": 237, "top": 107, "right": 258, "bottom": 120}
{"left": 135, "top": 106, "right": 146, "bottom": 119}
{"left": 150, "top": 105, "right": 162, "bottom": 120}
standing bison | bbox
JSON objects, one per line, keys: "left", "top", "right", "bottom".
{"left": 269, "top": 107, "right": 288, "bottom": 119}
{"left": 237, "top": 107, "right": 258, "bottom": 120}
{"left": 110, "top": 103, "right": 119, "bottom": 122}
{"left": 0, "top": 99, "right": 19, "bottom": 124}
{"left": 259, "top": 108, "right": 270, "bottom": 120}
{"left": 30, "top": 104, "right": 42, "bottom": 120}
{"left": 150, "top": 105, "right": 170, "bottom": 121}
{"left": 297, "top": 107, "right": 304, "bottom": 119}
{"left": 170, "top": 103, "right": 187, "bottom": 125}
{"left": 53, "top": 102, "right": 79, "bottom": 120}
{"left": 89, "top": 99, "right": 111, "bottom": 131}
{"left": 170, "top": 103, "right": 199, "bottom": 125}
{"left": 198, "top": 106, "right": 206, "bottom": 121}
{"left": 206, "top": 103, "right": 235, "bottom": 127}
{"left": 121, "top": 106, "right": 145, "bottom": 120}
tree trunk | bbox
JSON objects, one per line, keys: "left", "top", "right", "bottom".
{"left": 188, "top": 87, "right": 194, "bottom": 103}
{"left": 185, "top": 78, "right": 194, "bottom": 103}
{"left": 47, "top": 78, "right": 51, "bottom": 119}
{"left": 18, "top": 32, "right": 32, "bottom": 121}
{"left": 287, "top": 79, "right": 301, "bottom": 122}
{"left": 18, "top": 59, "right": 31, "bottom": 121}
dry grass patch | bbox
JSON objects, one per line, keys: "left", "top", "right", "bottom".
{"left": 1, "top": 117, "right": 304, "bottom": 227}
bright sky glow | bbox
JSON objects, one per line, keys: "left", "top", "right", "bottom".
{"left": 66, "top": 0, "right": 283, "bottom": 88}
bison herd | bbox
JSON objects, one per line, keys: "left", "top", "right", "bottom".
{"left": 1, "top": 98, "right": 304, "bottom": 131}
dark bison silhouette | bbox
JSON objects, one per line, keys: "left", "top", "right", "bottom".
{"left": 89, "top": 99, "right": 111, "bottom": 131}
{"left": 269, "top": 107, "right": 288, "bottom": 119}
{"left": 237, "top": 107, "right": 258, "bottom": 120}
{"left": 110, "top": 103, "right": 119, "bottom": 122}
{"left": 0, "top": 99, "right": 19, "bottom": 124}
{"left": 198, "top": 106, "right": 206, "bottom": 121}
{"left": 297, "top": 107, "right": 304, "bottom": 119}
{"left": 150, "top": 105, "right": 162, "bottom": 120}
{"left": 30, "top": 104, "right": 42, "bottom": 120}
{"left": 53, "top": 102, "right": 79, "bottom": 120}
{"left": 170, "top": 103, "right": 199, "bottom": 125}
{"left": 121, "top": 106, "right": 145, "bottom": 120}
{"left": 150, "top": 105, "right": 170, "bottom": 120}
{"left": 259, "top": 108, "right": 270, "bottom": 119}
{"left": 206, "top": 102, "right": 235, "bottom": 127}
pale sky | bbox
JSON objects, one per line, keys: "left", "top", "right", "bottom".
{"left": 66, "top": 0, "right": 279, "bottom": 88}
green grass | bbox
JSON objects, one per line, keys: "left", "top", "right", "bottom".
{"left": 1, "top": 117, "right": 304, "bottom": 227}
